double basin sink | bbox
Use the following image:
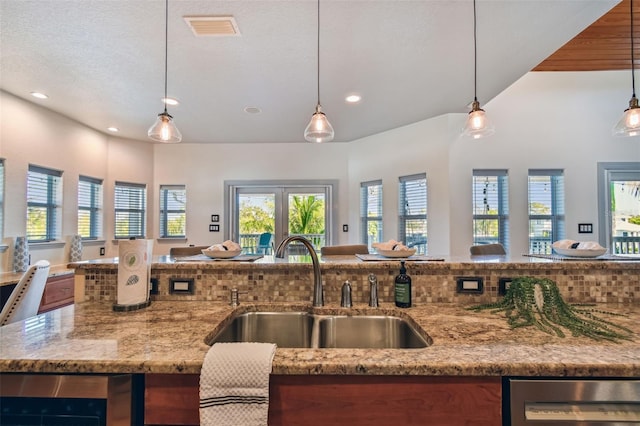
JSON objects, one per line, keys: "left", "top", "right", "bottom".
{"left": 206, "top": 310, "right": 432, "bottom": 349}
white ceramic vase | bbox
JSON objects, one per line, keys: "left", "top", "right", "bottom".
{"left": 70, "top": 234, "right": 83, "bottom": 262}
{"left": 13, "top": 236, "right": 30, "bottom": 272}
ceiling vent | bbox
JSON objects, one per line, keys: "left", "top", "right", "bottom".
{"left": 184, "top": 16, "right": 240, "bottom": 37}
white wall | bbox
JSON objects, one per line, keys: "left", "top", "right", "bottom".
{"left": 347, "top": 71, "right": 640, "bottom": 256}
{"left": 0, "top": 91, "right": 153, "bottom": 271}
{"left": 1, "top": 70, "right": 639, "bottom": 271}
{"left": 152, "top": 142, "right": 349, "bottom": 254}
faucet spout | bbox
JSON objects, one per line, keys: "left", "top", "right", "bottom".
{"left": 275, "top": 236, "right": 323, "bottom": 307}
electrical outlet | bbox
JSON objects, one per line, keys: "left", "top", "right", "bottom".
{"left": 498, "top": 277, "right": 513, "bottom": 295}
{"left": 342, "top": 224, "right": 349, "bottom": 232}
{"left": 150, "top": 278, "right": 159, "bottom": 295}
{"left": 169, "top": 278, "right": 194, "bottom": 294}
{"left": 456, "top": 277, "right": 484, "bottom": 294}
{"left": 99, "top": 247, "right": 105, "bottom": 256}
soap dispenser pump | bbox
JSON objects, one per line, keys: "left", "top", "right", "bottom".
{"left": 394, "top": 261, "right": 412, "bottom": 308}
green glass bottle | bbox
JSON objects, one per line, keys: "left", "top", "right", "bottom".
{"left": 394, "top": 261, "right": 412, "bottom": 308}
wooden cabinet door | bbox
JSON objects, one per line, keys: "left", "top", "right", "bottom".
{"left": 144, "top": 374, "right": 501, "bottom": 426}
{"left": 38, "top": 274, "right": 74, "bottom": 314}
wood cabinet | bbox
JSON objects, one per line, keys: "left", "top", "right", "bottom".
{"left": 38, "top": 274, "right": 74, "bottom": 314}
{"left": 144, "top": 374, "right": 501, "bottom": 426}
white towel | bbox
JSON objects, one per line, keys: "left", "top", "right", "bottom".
{"left": 200, "top": 342, "right": 276, "bottom": 426}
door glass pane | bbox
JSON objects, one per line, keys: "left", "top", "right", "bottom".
{"left": 611, "top": 180, "right": 640, "bottom": 254}
{"left": 287, "top": 192, "right": 325, "bottom": 251}
{"left": 238, "top": 193, "right": 275, "bottom": 253}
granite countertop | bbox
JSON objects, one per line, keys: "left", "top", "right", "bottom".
{"left": 1, "top": 301, "right": 637, "bottom": 377}
{"left": 68, "top": 254, "right": 640, "bottom": 273}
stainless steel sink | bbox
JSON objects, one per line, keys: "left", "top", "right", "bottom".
{"left": 317, "top": 315, "right": 428, "bottom": 349}
{"left": 207, "top": 311, "right": 430, "bottom": 349}
{"left": 210, "top": 311, "right": 314, "bottom": 348}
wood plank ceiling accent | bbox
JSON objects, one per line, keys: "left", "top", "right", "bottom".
{"left": 535, "top": 0, "right": 639, "bottom": 71}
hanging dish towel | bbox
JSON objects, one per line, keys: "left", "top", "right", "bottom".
{"left": 200, "top": 342, "right": 276, "bottom": 426}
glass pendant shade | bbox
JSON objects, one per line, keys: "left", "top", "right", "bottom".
{"left": 462, "top": 100, "right": 495, "bottom": 139}
{"left": 304, "top": 104, "right": 334, "bottom": 143}
{"left": 148, "top": 111, "right": 182, "bottom": 143}
{"left": 613, "top": 97, "right": 640, "bottom": 137}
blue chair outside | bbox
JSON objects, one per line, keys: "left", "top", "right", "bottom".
{"left": 256, "top": 233, "right": 274, "bottom": 255}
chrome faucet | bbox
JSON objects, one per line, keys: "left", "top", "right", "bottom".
{"left": 275, "top": 236, "right": 323, "bottom": 307}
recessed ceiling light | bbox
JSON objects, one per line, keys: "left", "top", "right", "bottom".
{"left": 244, "top": 106, "right": 262, "bottom": 114}
{"left": 345, "top": 94, "right": 361, "bottom": 103}
{"left": 107, "top": 127, "right": 119, "bottom": 133}
{"left": 31, "top": 92, "right": 48, "bottom": 99}
{"left": 163, "top": 97, "right": 179, "bottom": 106}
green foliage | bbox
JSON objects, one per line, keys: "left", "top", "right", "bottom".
{"left": 167, "top": 214, "right": 186, "bottom": 236}
{"left": 468, "top": 277, "right": 633, "bottom": 342}
{"left": 289, "top": 195, "right": 324, "bottom": 234}
{"left": 629, "top": 215, "right": 640, "bottom": 226}
{"left": 239, "top": 202, "right": 274, "bottom": 234}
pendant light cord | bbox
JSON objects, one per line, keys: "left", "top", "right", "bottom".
{"left": 316, "top": 0, "right": 321, "bottom": 106}
{"left": 632, "top": 0, "right": 636, "bottom": 97}
{"left": 473, "top": 0, "right": 478, "bottom": 103}
{"left": 163, "top": 0, "right": 169, "bottom": 114}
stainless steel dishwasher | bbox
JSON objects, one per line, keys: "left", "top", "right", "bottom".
{"left": 506, "top": 378, "right": 640, "bottom": 425}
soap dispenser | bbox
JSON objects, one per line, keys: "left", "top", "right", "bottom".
{"left": 394, "top": 261, "right": 412, "bottom": 308}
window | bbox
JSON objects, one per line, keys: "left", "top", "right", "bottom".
{"left": 472, "top": 170, "right": 509, "bottom": 250}
{"left": 160, "top": 185, "right": 186, "bottom": 238}
{"left": 361, "top": 180, "right": 383, "bottom": 250}
{"left": 78, "top": 175, "right": 103, "bottom": 240}
{"left": 226, "top": 181, "right": 334, "bottom": 253}
{"left": 598, "top": 162, "right": 640, "bottom": 254}
{"left": 399, "top": 173, "right": 427, "bottom": 254}
{"left": 528, "top": 169, "right": 565, "bottom": 254}
{"left": 114, "top": 181, "right": 146, "bottom": 239}
{"left": 27, "top": 165, "right": 63, "bottom": 242}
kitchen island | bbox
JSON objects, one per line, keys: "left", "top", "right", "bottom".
{"left": 1, "top": 255, "right": 638, "bottom": 425}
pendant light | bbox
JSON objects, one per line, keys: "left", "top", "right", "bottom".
{"left": 613, "top": 0, "right": 640, "bottom": 137}
{"left": 148, "top": 0, "right": 182, "bottom": 143}
{"left": 461, "top": 0, "right": 494, "bottom": 139}
{"left": 304, "top": 0, "right": 334, "bottom": 143}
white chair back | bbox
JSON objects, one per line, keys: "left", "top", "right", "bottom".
{"left": 0, "top": 260, "right": 51, "bottom": 326}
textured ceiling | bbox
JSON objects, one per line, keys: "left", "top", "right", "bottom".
{"left": 0, "top": 0, "right": 620, "bottom": 144}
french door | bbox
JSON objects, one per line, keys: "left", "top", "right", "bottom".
{"left": 598, "top": 163, "right": 640, "bottom": 254}
{"left": 226, "top": 181, "right": 334, "bottom": 253}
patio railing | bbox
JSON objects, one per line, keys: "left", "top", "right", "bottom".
{"left": 239, "top": 233, "right": 325, "bottom": 254}
{"left": 612, "top": 236, "right": 640, "bottom": 254}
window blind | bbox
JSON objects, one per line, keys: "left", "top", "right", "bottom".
{"left": 114, "top": 181, "right": 146, "bottom": 239}
{"left": 27, "top": 164, "right": 63, "bottom": 242}
{"left": 159, "top": 185, "right": 186, "bottom": 238}
{"left": 78, "top": 175, "right": 103, "bottom": 239}
{"left": 360, "top": 180, "right": 383, "bottom": 248}
{"left": 528, "top": 169, "right": 565, "bottom": 254}
{"left": 472, "top": 169, "right": 509, "bottom": 250}
{"left": 399, "top": 173, "right": 427, "bottom": 253}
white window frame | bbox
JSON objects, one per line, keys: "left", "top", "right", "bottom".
{"left": 159, "top": 184, "right": 187, "bottom": 238}
{"left": 78, "top": 175, "right": 103, "bottom": 240}
{"left": 361, "top": 179, "right": 383, "bottom": 250}
{"left": 598, "top": 162, "right": 640, "bottom": 254}
{"left": 27, "top": 164, "right": 63, "bottom": 242}
{"left": 398, "top": 173, "right": 427, "bottom": 254}
{"left": 472, "top": 169, "right": 509, "bottom": 251}
{"left": 528, "top": 169, "right": 565, "bottom": 254}
{"left": 114, "top": 181, "right": 146, "bottom": 239}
